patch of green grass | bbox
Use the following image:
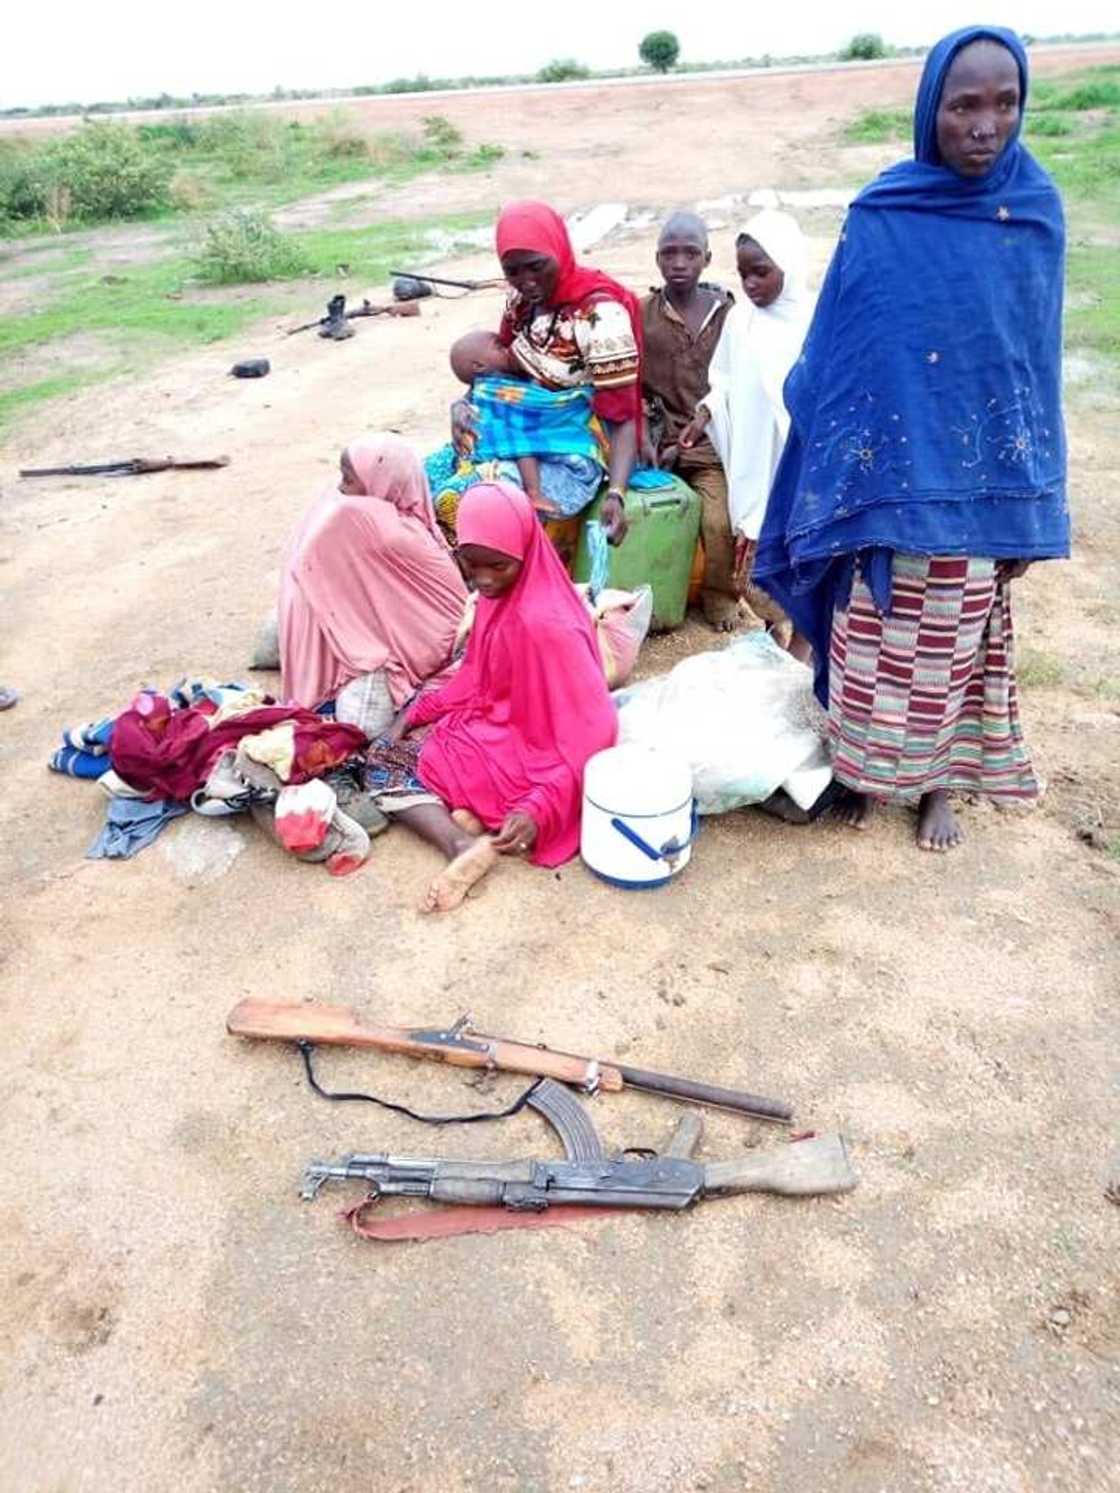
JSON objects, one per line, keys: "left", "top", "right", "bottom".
{"left": 0, "top": 373, "right": 94, "bottom": 429}
{"left": 1044, "top": 80, "right": 1120, "bottom": 110}
{"left": 1026, "top": 113, "right": 1074, "bottom": 137}
{"left": 291, "top": 214, "right": 488, "bottom": 282}
{"left": 0, "top": 213, "right": 490, "bottom": 429}
{"left": 1032, "top": 124, "right": 1120, "bottom": 208}
{"left": 843, "top": 108, "right": 911, "bottom": 144}
{"left": 1108, "top": 838, "right": 1120, "bottom": 863}
{"left": 1017, "top": 649, "right": 1066, "bottom": 689}
{"left": 0, "top": 253, "right": 279, "bottom": 360}
{"left": 1065, "top": 244, "right": 1120, "bottom": 354}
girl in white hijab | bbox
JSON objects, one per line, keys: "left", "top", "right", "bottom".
{"left": 680, "top": 209, "right": 814, "bottom": 601}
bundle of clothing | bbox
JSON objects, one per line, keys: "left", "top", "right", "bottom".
{"left": 48, "top": 678, "right": 378, "bottom": 874}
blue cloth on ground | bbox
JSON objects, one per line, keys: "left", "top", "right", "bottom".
{"left": 49, "top": 717, "right": 115, "bottom": 778}
{"left": 50, "top": 745, "right": 112, "bottom": 779}
{"left": 86, "top": 797, "right": 188, "bottom": 860}
{"left": 754, "top": 25, "right": 1070, "bottom": 705}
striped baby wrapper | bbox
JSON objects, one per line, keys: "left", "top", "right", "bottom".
{"left": 827, "top": 553, "right": 1040, "bottom": 803}
{"left": 471, "top": 377, "right": 604, "bottom": 464}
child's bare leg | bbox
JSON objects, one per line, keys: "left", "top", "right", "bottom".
{"left": 517, "top": 456, "right": 560, "bottom": 515}
{"left": 394, "top": 803, "right": 498, "bottom": 911}
{"left": 451, "top": 808, "right": 485, "bottom": 836}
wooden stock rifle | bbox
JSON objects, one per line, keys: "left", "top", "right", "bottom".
{"left": 20, "top": 456, "right": 230, "bottom": 478}
{"left": 226, "top": 998, "right": 794, "bottom": 1123}
{"left": 286, "top": 295, "right": 421, "bottom": 336}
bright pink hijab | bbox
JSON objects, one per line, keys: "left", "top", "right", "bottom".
{"left": 408, "top": 482, "right": 617, "bottom": 866}
{"left": 279, "top": 435, "right": 467, "bottom": 710}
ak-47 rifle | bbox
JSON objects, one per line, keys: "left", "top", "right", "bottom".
{"left": 301, "top": 1078, "right": 856, "bottom": 1231}
{"left": 226, "top": 998, "right": 794, "bottom": 1123}
{"left": 19, "top": 456, "right": 230, "bottom": 479}
{"left": 286, "top": 293, "right": 421, "bottom": 337}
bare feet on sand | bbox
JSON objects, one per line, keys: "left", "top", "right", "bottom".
{"left": 702, "top": 597, "right": 739, "bottom": 633}
{"left": 916, "top": 790, "right": 963, "bottom": 852}
{"left": 832, "top": 787, "right": 875, "bottom": 831}
{"left": 450, "top": 808, "right": 485, "bottom": 837}
{"left": 421, "top": 836, "right": 498, "bottom": 913}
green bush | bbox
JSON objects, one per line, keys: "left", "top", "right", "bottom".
{"left": 537, "top": 58, "right": 591, "bottom": 84}
{"left": 639, "top": 31, "right": 680, "bottom": 72}
{"left": 44, "top": 121, "right": 172, "bottom": 221}
{"left": 193, "top": 209, "right": 310, "bottom": 284}
{"left": 843, "top": 33, "right": 888, "bottom": 61}
{"left": 421, "top": 115, "right": 463, "bottom": 153}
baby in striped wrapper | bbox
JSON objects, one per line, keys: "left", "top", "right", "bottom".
{"left": 449, "top": 330, "right": 550, "bottom": 512}
{"left": 426, "top": 329, "right": 607, "bottom": 528}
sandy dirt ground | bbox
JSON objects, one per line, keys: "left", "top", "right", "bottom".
{"left": 2, "top": 57, "right": 1119, "bottom": 1493}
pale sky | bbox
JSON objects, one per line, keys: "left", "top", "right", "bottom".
{"left": 3, "top": 1, "right": 1117, "bottom": 108}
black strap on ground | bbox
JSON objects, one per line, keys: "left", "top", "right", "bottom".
{"left": 297, "top": 1040, "right": 544, "bottom": 1125}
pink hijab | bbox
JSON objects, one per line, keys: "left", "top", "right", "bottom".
{"left": 409, "top": 482, "right": 617, "bottom": 866}
{"left": 279, "top": 435, "right": 467, "bottom": 710}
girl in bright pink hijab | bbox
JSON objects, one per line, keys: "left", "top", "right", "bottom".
{"left": 388, "top": 480, "right": 617, "bottom": 911}
{"left": 279, "top": 435, "right": 467, "bottom": 730}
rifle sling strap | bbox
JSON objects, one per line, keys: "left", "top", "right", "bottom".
{"left": 343, "top": 1195, "right": 628, "bottom": 1243}
{"left": 297, "top": 1040, "right": 544, "bottom": 1126}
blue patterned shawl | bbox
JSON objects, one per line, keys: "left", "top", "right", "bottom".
{"left": 754, "top": 26, "right": 1069, "bottom": 704}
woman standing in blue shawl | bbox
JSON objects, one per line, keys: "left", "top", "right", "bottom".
{"left": 754, "top": 27, "right": 1069, "bottom": 851}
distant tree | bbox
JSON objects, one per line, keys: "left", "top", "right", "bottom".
{"left": 843, "top": 33, "right": 887, "bottom": 61}
{"left": 639, "top": 31, "right": 681, "bottom": 72}
{"left": 537, "top": 58, "right": 591, "bottom": 83}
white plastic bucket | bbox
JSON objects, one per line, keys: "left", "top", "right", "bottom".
{"left": 581, "top": 745, "right": 697, "bottom": 889}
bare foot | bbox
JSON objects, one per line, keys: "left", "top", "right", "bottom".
{"left": 832, "top": 787, "right": 875, "bottom": 831}
{"left": 421, "top": 836, "right": 498, "bottom": 913}
{"left": 917, "top": 790, "right": 963, "bottom": 852}
{"left": 702, "top": 597, "right": 739, "bottom": 633}
{"left": 451, "top": 808, "right": 484, "bottom": 837}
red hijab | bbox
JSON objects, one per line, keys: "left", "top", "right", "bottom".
{"left": 495, "top": 200, "right": 644, "bottom": 374}
{"left": 411, "top": 482, "right": 617, "bottom": 866}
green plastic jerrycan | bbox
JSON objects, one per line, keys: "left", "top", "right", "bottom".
{"left": 573, "top": 476, "right": 700, "bottom": 632}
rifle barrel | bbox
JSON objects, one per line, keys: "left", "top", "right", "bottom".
{"left": 20, "top": 462, "right": 129, "bottom": 477}
{"left": 616, "top": 1063, "right": 793, "bottom": 1124}
{"left": 389, "top": 269, "right": 486, "bottom": 291}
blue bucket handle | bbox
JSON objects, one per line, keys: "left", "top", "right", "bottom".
{"left": 609, "top": 804, "right": 699, "bottom": 865}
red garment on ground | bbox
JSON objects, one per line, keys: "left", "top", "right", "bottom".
{"left": 110, "top": 697, "right": 366, "bottom": 801}
{"left": 407, "top": 482, "right": 617, "bottom": 867}
{"left": 495, "top": 200, "right": 644, "bottom": 427}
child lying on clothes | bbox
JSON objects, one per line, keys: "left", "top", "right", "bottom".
{"left": 425, "top": 330, "right": 606, "bottom": 536}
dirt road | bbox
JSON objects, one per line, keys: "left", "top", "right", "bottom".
{"left": 2, "top": 55, "right": 1118, "bottom": 1493}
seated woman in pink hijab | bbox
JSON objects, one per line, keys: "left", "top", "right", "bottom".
{"left": 369, "top": 480, "right": 618, "bottom": 912}
{"left": 279, "top": 435, "right": 467, "bottom": 735}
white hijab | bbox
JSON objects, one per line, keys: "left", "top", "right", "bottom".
{"left": 702, "top": 209, "right": 814, "bottom": 540}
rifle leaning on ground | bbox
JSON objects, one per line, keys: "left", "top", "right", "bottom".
{"left": 19, "top": 456, "right": 231, "bottom": 479}
{"left": 286, "top": 293, "right": 420, "bottom": 337}
{"left": 226, "top": 997, "right": 794, "bottom": 1123}
{"left": 301, "top": 1078, "right": 856, "bottom": 1230}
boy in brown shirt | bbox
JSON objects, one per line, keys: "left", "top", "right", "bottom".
{"left": 641, "top": 213, "right": 738, "bottom": 629}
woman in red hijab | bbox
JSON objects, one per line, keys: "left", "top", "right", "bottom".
{"left": 377, "top": 480, "right": 618, "bottom": 912}
{"left": 452, "top": 200, "right": 643, "bottom": 545}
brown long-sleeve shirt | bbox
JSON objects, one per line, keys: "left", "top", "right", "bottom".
{"left": 640, "top": 284, "right": 734, "bottom": 470}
